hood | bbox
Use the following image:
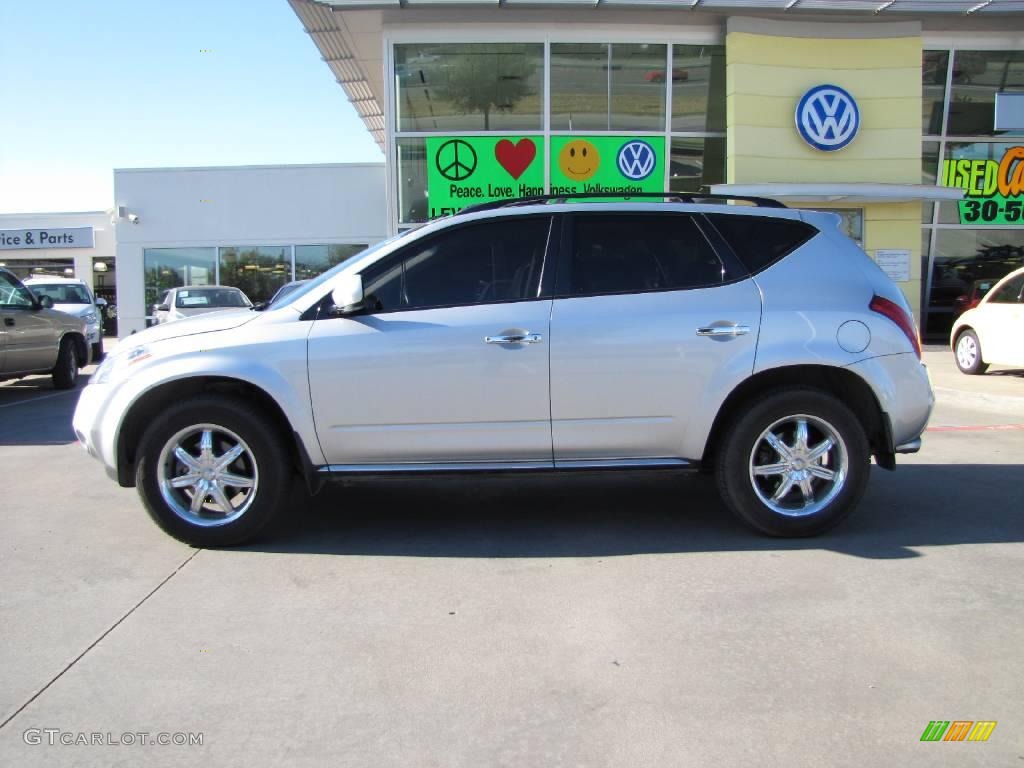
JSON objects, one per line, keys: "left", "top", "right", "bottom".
{"left": 131, "top": 308, "right": 258, "bottom": 344}
{"left": 51, "top": 303, "right": 95, "bottom": 318}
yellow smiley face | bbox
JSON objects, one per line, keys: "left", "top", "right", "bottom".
{"left": 558, "top": 140, "right": 600, "bottom": 181}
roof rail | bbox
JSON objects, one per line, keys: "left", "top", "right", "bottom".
{"left": 457, "top": 191, "right": 787, "bottom": 216}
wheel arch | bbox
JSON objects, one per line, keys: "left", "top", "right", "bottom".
{"left": 701, "top": 364, "right": 891, "bottom": 471}
{"left": 115, "top": 376, "right": 320, "bottom": 492}
{"left": 59, "top": 331, "right": 89, "bottom": 367}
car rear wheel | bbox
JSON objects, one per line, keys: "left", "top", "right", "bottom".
{"left": 954, "top": 330, "right": 988, "bottom": 375}
{"left": 51, "top": 338, "right": 78, "bottom": 389}
{"left": 135, "top": 395, "right": 291, "bottom": 546}
{"left": 715, "top": 388, "right": 870, "bottom": 537}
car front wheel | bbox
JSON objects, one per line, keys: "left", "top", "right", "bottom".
{"left": 715, "top": 388, "right": 870, "bottom": 537}
{"left": 954, "top": 329, "right": 988, "bottom": 375}
{"left": 135, "top": 396, "right": 291, "bottom": 546}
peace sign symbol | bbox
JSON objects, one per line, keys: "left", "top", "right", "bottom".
{"left": 435, "top": 139, "right": 478, "bottom": 182}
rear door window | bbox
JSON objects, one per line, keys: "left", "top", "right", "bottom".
{"left": 706, "top": 214, "right": 817, "bottom": 275}
{"left": 563, "top": 214, "right": 728, "bottom": 297}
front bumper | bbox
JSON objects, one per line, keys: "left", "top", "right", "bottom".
{"left": 72, "top": 382, "right": 120, "bottom": 481}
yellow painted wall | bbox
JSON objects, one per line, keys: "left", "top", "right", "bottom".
{"left": 727, "top": 28, "right": 924, "bottom": 316}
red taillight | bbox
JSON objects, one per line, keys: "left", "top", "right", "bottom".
{"left": 870, "top": 295, "right": 921, "bottom": 359}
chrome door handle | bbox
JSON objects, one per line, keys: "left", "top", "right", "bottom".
{"left": 696, "top": 325, "right": 750, "bottom": 337}
{"left": 485, "top": 332, "right": 543, "bottom": 344}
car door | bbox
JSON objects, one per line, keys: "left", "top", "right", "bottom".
{"left": 307, "top": 215, "right": 556, "bottom": 467}
{"left": 549, "top": 211, "right": 761, "bottom": 464}
{"left": 974, "top": 272, "right": 1024, "bottom": 366}
{"left": 0, "top": 271, "right": 58, "bottom": 373}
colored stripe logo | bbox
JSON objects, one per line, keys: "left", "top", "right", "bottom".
{"left": 920, "top": 721, "right": 996, "bottom": 742}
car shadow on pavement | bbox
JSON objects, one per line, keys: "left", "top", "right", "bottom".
{"left": 0, "top": 375, "right": 89, "bottom": 446}
{"left": 241, "top": 463, "right": 1024, "bottom": 561}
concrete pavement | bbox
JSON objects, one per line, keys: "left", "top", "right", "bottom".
{"left": 0, "top": 348, "right": 1021, "bottom": 766}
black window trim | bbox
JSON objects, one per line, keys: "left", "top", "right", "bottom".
{"left": 313, "top": 213, "right": 560, "bottom": 320}
{"left": 552, "top": 211, "right": 749, "bottom": 300}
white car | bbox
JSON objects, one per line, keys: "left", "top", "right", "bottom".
{"left": 153, "top": 286, "right": 253, "bottom": 324}
{"left": 951, "top": 265, "right": 1024, "bottom": 375}
{"left": 23, "top": 275, "right": 104, "bottom": 361}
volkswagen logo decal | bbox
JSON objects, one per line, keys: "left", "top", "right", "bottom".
{"left": 795, "top": 84, "right": 860, "bottom": 152}
{"left": 616, "top": 140, "right": 657, "bottom": 181}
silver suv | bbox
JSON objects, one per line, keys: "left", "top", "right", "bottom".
{"left": 74, "top": 195, "right": 933, "bottom": 546}
{"left": 1, "top": 268, "right": 91, "bottom": 389}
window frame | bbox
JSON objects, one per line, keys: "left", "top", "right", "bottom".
{"left": 986, "top": 272, "right": 1024, "bottom": 304}
{"left": 350, "top": 214, "right": 560, "bottom": 316}
{"left": 552, "top": 210, "right": 745, "bottom": 300}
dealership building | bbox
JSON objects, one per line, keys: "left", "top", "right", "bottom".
{"left": 3, "top": 0, "right": 1022, "bottom": 341}
{"left": 286, "top": 0, "right": 1023, "bottom": 340}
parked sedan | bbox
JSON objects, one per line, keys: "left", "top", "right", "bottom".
{"left": 153, "top": 286, "right": 252, "bottom": 324}
{"left": 951, "top": 266, "right": 1024, "bottom": 374}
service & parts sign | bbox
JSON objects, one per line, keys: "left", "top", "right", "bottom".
{"left": 425, "top": 136, "right": 543, "bottom": 218}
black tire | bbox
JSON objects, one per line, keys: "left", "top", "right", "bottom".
{"left": 953, "top": 329, "right": 988, "bottom": 375}
{"left": 91, "top": 340, "right": 104, "bottom": 363}
{"left": 51, "top": 338, "right": 79, "bottom": 390}
{"left": 715, "top": 388, "right": 871, "bottom": 537}
{"left": 135, "top": 395, "right": 292, "bottom": 547}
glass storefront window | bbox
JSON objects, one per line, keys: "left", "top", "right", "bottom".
{"left": 395, "top": 43, "right": 543, "bottom": 132}
{"left": 397, "top": 137, "right": 429, "bottom": 225}
{"left": 143, "top": 248, "right": 215, "bottom": 311}
{"left": 671, "top": 45, "right": 726, "bottom": 133}
{"left": 668, "top": 137, "right": 725, "bottom": 193}
{"left": 948, "top": 50, "right": 1024, "bottom": 136}
{"left": 922, "top": 141, "right": 940, "bottom": 223}
{"left": 294, "top": 244, "right": 368, "bottom": 280}
{"left": 551, "top": 43, "right": 667, "bottom": 131}
{"left": 922, "top": 50, "right": 949, "bottom": 136}
{"left": 926, "top": 229, "right": 1024, "bottom": 336}
{"left": 218, "top": 246, "right": 290, "bottom": 304}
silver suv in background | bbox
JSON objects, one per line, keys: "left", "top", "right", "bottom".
{"left": 23, "top": 275, "right": 104, "bottom": 361}
{"left": 74, "top": 194, "right": 933, "bottom": 546}
{"left": 0, "top": 268, "right": 91, "bottom": 389}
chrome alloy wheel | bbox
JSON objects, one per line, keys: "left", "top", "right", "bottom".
{"left": 748, "top": 414, "right": 848, "bottom": 517}
{"left": 156, "top": 424, "right": 259, "bottom": 527}
{"left": 956, "top": 334, "right": 978, "bottom": 370}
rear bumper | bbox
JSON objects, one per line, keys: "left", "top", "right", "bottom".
{"left": 846, "top": 353, "right": 934, "bottom": 453}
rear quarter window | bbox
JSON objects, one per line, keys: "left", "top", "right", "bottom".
{"left": 706, "top": 214, "right": 817, "bottom": 275}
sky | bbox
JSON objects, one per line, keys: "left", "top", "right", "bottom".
{"left": 0, "top": 0, "right": 383, "bottom": 214}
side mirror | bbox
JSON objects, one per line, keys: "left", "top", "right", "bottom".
{"left": 331, "top": 274, "right": 365, "bottom": 316}
{"left": 96, "top": 297, "right": 107, "bottom": 307}
{"left": 37, "top": 295, "right": 54, "bottom": 310}
{"left": 156, "top": 303, "right": 170, "bottom": 312}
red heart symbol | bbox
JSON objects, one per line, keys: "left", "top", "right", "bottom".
{"left": 494, "top": 139, "right": 536, "bottom": 180}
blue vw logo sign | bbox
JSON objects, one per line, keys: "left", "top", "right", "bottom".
{"left": 795, "top": 84, "right": 860, "bottom": 152}
{"left": 616, "top": 140, "right": 656, "bottom": 180}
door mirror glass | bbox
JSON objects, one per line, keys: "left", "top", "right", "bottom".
{"left": 331, "top": 274, "right": 364, "bottom": 315}
{"left": 156, "top": 303, "right": 170, "bottom": 312}
{"left": 37, "top": 295, "right": 54, "bottom": 310}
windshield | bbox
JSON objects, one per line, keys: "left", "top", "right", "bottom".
{"left": 27, "top": 283, "right": 92, "bottom": 304}
{"left": 175, "top": 288, "right": 251, "bottom": 309}
{"left": 267, "top": 234, "right": 408, "bottom": 310}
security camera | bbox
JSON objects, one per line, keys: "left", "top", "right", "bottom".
{"left": 128, "top": 214, "right": 140, "bottom": 224}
